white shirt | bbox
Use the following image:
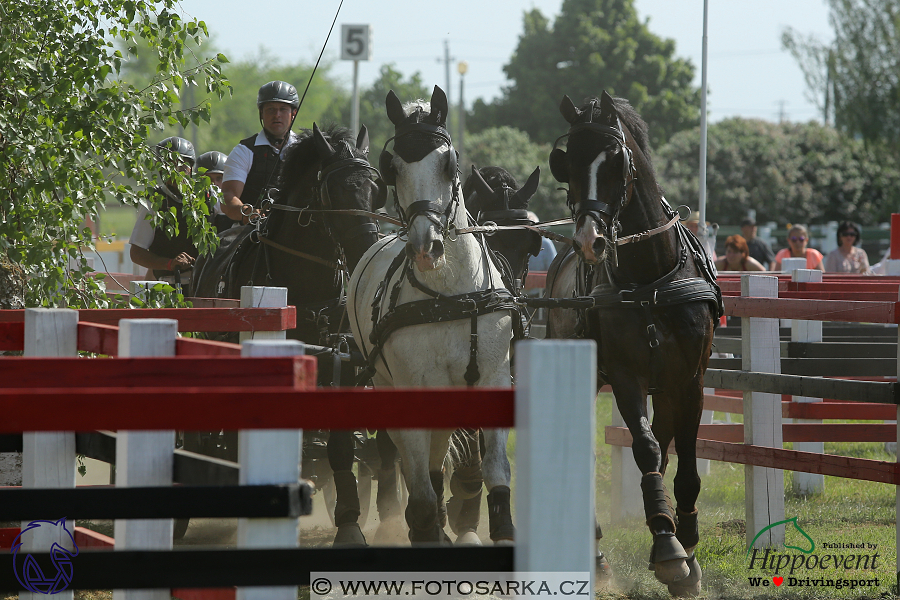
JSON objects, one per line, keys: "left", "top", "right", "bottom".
{"left": 223, "top": 130, "right": 300, "bottom": 184}
{"left": 128, "top": 185, "right": 180, "bottom": 250}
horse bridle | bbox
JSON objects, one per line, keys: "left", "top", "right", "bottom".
{"left": 380, "top": 122, "right": 461, "bottom": 234}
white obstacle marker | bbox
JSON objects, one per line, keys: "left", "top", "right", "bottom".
{"left": 238, "top": 339, "right": 305, "bottom": 600}
{"left": 742, "top": 275, "right": 785, "bottom": 549}
{"left": 240, "top": 286, "right": 288, "bottom": 343}
{"left": 790, "top": 269, "right": 825, "bottom": 495}
{"left": 114, "top": 318, "right": 178, "bottom": 600}
{"left": 515, "top": 340, "right": 596, "bottom": 584}
{"left": 22, "top": 308, "right": 78, "bottom": 600}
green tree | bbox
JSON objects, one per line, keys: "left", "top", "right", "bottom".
{"left": 783, "top": 0, "right": 900, "bottom": 158}
{"left": 340, "top": 64, "right": 430, "bottom": 160}
{"left": 655, "top": 118, "right": 900, "bottom": 226}
{"left": 469, "top": 0, "right": 700, "bottom": 148}
{"left": 1, "top": 0, "right": 229, "bottom": 306}
{"left": 464, "top": 127, "right": 567, "bottom": 220}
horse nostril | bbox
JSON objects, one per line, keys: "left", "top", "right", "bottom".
{"left": 430, "top": 240, "right": 444, "bottom": 258}
{"left": 592, "top": 238, "right": 606, "bottom": 257}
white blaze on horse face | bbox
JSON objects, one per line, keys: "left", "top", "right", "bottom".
{"left": 587, "top": 151, "right": 607, "bottom": 202}
{"left": 398, "top": 145, "right": 454, "bottom": 272}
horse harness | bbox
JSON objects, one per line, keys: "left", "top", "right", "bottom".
{"left": 555, "top": 115, "right": 723, "bottom": 391}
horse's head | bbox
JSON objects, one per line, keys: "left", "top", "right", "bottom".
{"left": 464, "top": 165, "right": 543, "bottom": 286}
{"left": 381, "top": 85, "right": 459, "bottom": 272}
{"left": 549, "top": 90, "right": 641, "bottom": 265}
{"left": 279, "top": 123, "right": 382, "bottom": 271}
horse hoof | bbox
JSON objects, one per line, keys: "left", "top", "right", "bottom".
{"left": 667, "top": 554, "right": 701, "bottom": 597}
{"left": 455, "top": 530, "right": 482, "bottom": 546}
{"left": 332, "top": 522, "right": 368, "bottom": 547}
{"left": 653, "top": 557, "right": 690, "bottom": 585}
{"left": 493, "top": 537, "right": 514, "bottom": 546}
{"left": 595, "top": 551, "right": 612, "bottom": 588}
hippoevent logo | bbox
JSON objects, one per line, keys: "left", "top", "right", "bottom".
{"left": 11, "top": 518, "right": 79, "bottom": 594}
{"left": 746, "top": 517, "right": 880, "bottom": 591}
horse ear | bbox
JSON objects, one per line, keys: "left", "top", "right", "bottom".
{"left": 514, "top": 167, "right": 541, "bottom": 204}
{"left": 356, "top": 124, "right": 370, "bottom": 155}
{"left": 549, "top": 148, "right": 568, "bottom": 183}
{"left": 312, "top": 123, "right": 335, "bottom": 158}
{"left": 430, "top": 85, "right": 449, "bottom": 127}
{"left": 559, "top": 95, "right": 581, "bottom": 124}
{"left": 386, "top": 90, "right": 405, "bottom": 126}
{"left": 600, "top": 91, "right": 619, "bottom": 127}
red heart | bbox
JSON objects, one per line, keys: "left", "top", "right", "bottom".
{"left": 773, "top": 577, "right": 784, "bottom": 587}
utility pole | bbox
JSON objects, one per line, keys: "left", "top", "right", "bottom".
{"left": 457, "top": 61, "right": 467, "bottom": 164}
{"left": 437, "top": 40, "right": 454, "bottom": 119}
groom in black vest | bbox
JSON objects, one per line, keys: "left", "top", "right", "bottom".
{"left": 220, "top": 81, "right": 300, "bottom": 224}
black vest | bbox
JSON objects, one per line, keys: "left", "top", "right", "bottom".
{"left": 148, "top": 187, "right": 199, "bottom": 278}
{"left": 240, "top": 134, "right": 284, "bottom": 206}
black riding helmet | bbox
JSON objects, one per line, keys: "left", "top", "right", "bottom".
{"left": 196, "top": 150, "right": 227, "bottom": 174}
{"left": 156, "top": 136, "right": 196, "bottom": 167}
{"left": 257, "top": 81, "right": 299, "bottom": 146}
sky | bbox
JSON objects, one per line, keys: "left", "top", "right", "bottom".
{"left": 174, "top": 0, "right": 834, "bottom": 124}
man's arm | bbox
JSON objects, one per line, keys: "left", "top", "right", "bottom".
{"left": 221, "top": 179, "right": 249, "bottom": 223}
{"left": 130, "top": 245, "right": 194, "bottom": 272}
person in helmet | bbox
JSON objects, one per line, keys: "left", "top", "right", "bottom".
{"left": 128, "top": 136, "right": 199, "bottom": 282}
{"left": 221, "top": 81, "right": 300, "bottom": 224}
{"left": 196, "top": 150, "right": 237, "bottom": 233}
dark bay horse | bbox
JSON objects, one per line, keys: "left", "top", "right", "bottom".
{"left": 548, "top": 91, "right": 722, "bottom": 596}
{"left": 190, "top": 123, "right": 394, "bottom": 547}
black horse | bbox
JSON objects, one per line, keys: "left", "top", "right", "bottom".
{"left": 190, "top": 123, "right": 398, "bottom": 547}
{"left": 548, "top": 92, "right": 722, "bottom": 596}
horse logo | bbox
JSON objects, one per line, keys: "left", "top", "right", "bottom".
{"left": 11, "top": 517, "right": 79, "bottom": 594}
{"left": 747, "top": 516, "right": 815, "bottom": 555}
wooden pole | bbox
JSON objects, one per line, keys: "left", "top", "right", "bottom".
{"left": 113, "top": 318, "right": 177, "bottom": 600}
{"left": 742, "top": 275, "right": 785, "bottom": 549}
{"left": 237, "top": 339, "right": 306, "bottom": 600}
{"left": 240, "top": 286, "right": 288, "bottom": 343}
{"left": 790, "top": 269, "right": 824, "bottom": 495}
{"left": 22, "top": 308, "right": 78, "bottom": 600}
{"left": 515, "top": 340, "right": 595, "bottom": 582}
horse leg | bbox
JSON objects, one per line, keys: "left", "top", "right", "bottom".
{"left": 614, "top": 382, "right": 689, "bottom": 585}
{"left": 373, "top": 430, "right": 407, "bottom": 544}
{"left": 327, "top": 429, "right": 367, "bottom": 546}
{"left": 447, "top": 428, "right": 483, "bottom": 545}
{"left": 391, "top": 430, "right": 445, "bottom": 544}
{"left": 481, "top": 428, "right": 514, "bottom": 543}
{"left": 667, "top": 383, "right": 704, "bottom": 597}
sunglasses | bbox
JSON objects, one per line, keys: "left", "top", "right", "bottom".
{"left": 789, "top": 236, "right": 807, "bottom": 242}
{"left": 840, "top": 232, "right": 858, "bottom": 237}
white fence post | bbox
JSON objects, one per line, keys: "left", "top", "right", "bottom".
{"left": 22, "top": 308, "right": 78, "bottom": 600}
{"left": 237, "top": 339, "right": 305, "bottom": 600}
{"left": 114, "top": 319, "right": 177, "bottom": 600}
{"left": 742, "top": 275, "right": 785, "bottom": 549}
{"left": 790, "top": 269, "right": 824, "bottom": 495}
{"left": 515, "top": 340, "right": 595, "bottom": 584}
{"left": 779, "top": 258, "right": 805, "bottom": 328}
{"left": 240, "top": 286, "right": 288, "bottom": 342}
{"left": 698, "top": 390, "right": 714, "bottom": 476}
{"left": 609, "top": 397, "right": 646, "bottom": 519}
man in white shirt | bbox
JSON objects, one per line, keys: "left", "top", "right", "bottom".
{"left": 221, "top": 81, "right": 301, "bottom": 224}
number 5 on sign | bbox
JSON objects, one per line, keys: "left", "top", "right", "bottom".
{"left": 341, "top": 24, "right": 371, "bottom": 61}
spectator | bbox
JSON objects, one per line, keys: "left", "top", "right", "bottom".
{"left": 715, "top": 235, "right": 766, "bottom": 272}
{"left": 773, "top": 224, "right": 824, "bottom": 271}
{"left": 824, "top": 221, "right": 870, "bottom": 274}
{"left": 740, "top": 217, "right": 775, "bottom": 270}
{"left": 526, "top": 211, "right": 557, "bottom": 272}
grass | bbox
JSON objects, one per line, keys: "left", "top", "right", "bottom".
{"left": 584, "top": 394, "right": 898, "bottom": 599}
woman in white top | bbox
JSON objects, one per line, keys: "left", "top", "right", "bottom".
{"left": 824, "top": 221, "right": 870, "bottom": 274}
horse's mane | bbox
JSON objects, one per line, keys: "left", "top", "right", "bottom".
{"left": 277, "top": 124, "right": 357, "bottom": 195}
{"left": 581, "top": 96, "right": 653, "bottom": 163}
